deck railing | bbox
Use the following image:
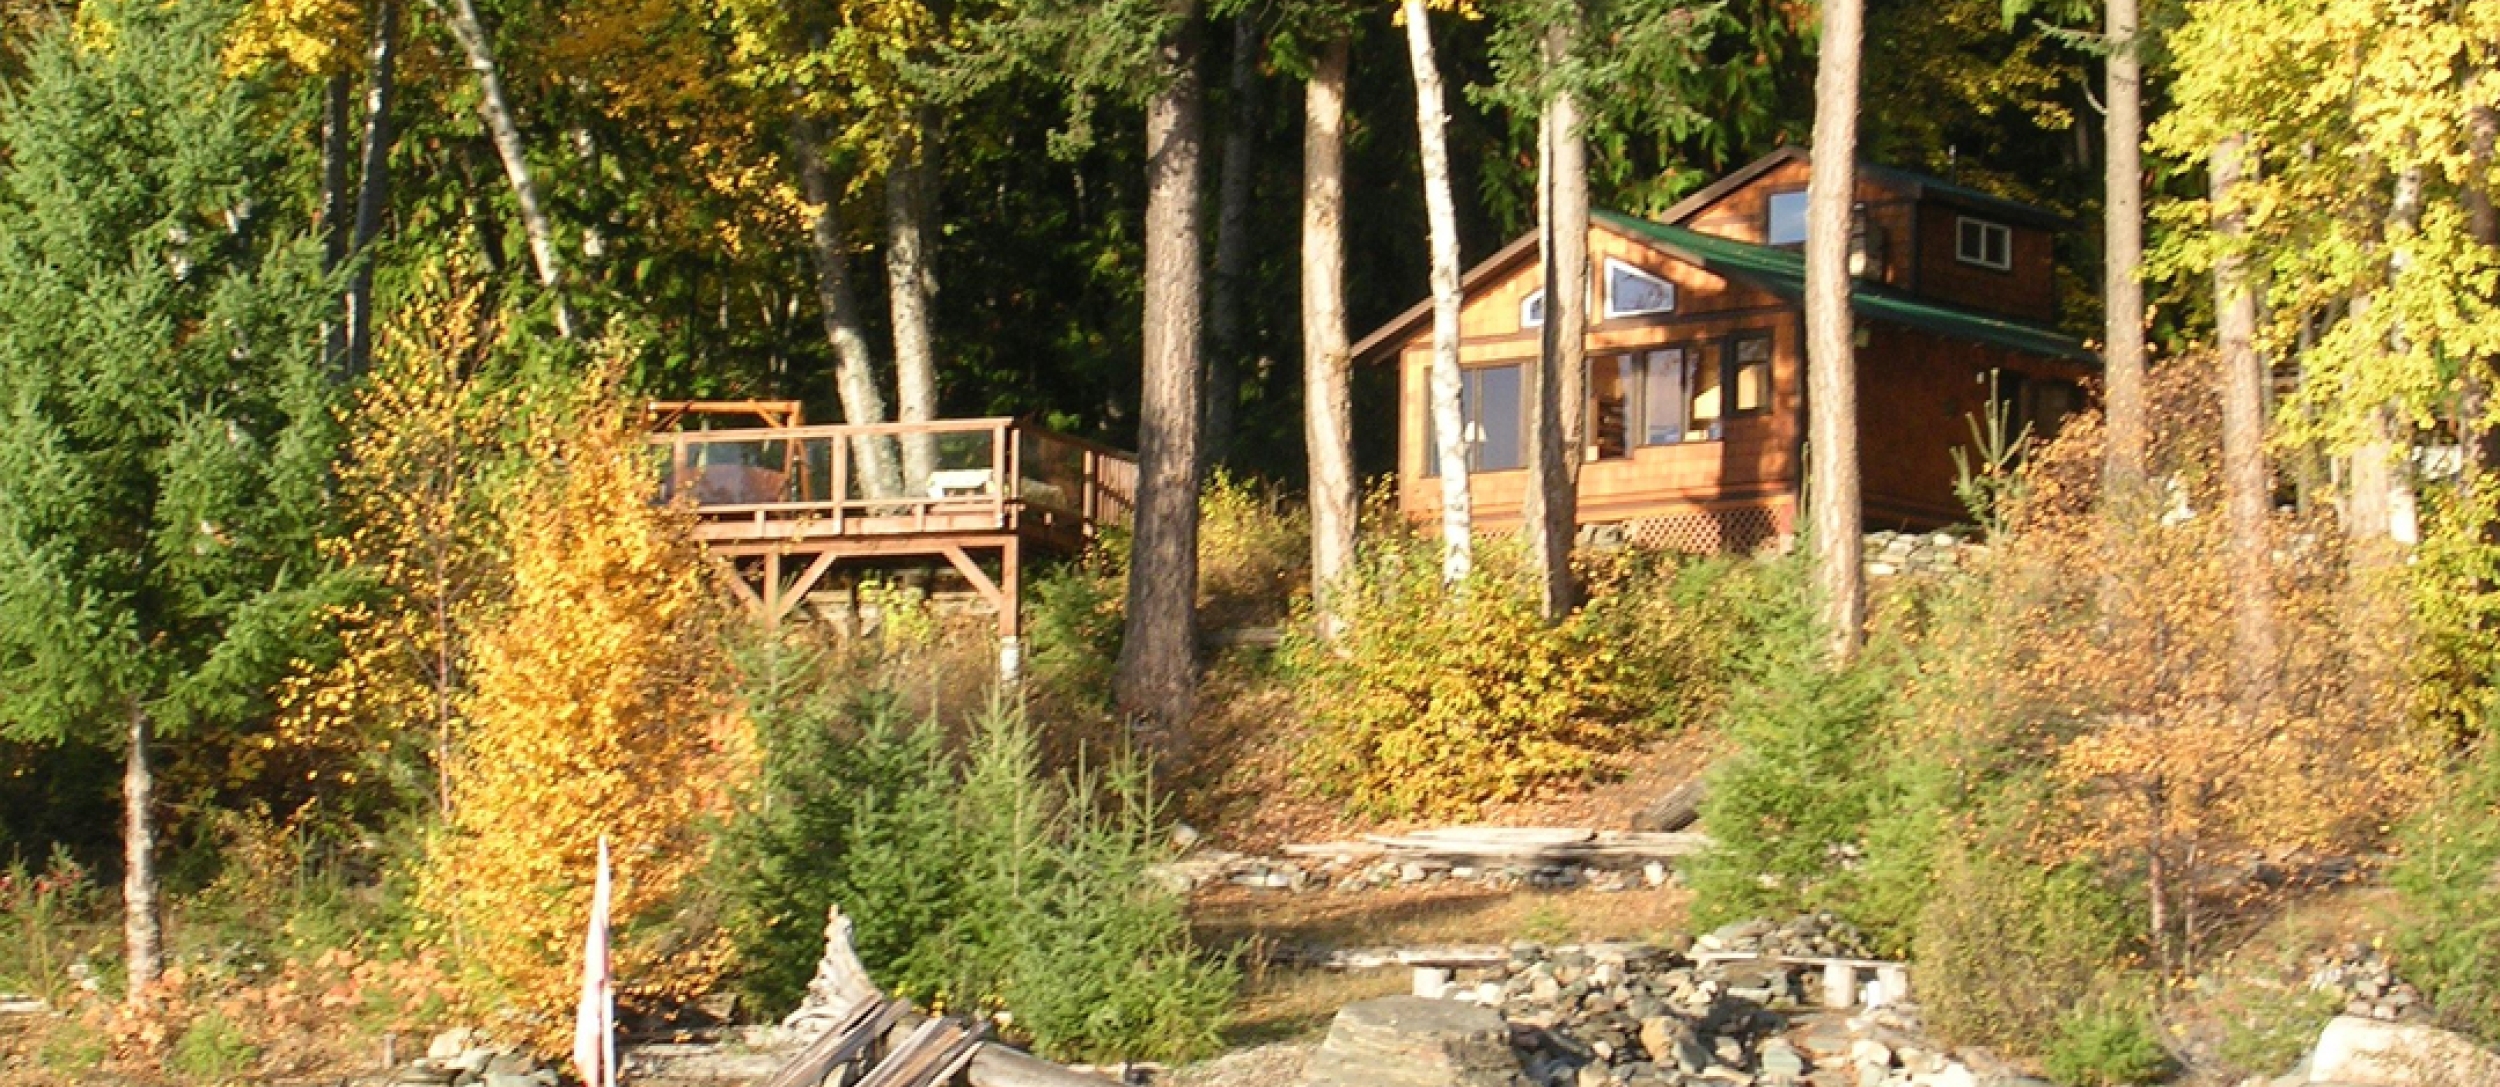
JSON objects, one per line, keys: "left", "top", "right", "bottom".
{"left": 649, "top": 418, "right": 1134, "bottom": 542}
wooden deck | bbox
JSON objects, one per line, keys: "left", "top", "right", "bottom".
{"left": 649, "top": 416, "right": 1135, "bottom": 643}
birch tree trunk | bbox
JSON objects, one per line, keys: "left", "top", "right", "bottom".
{"left": 2461, "top": 102, "right": 2499, "bottom": 483}
{"left": 2101, "top": 0, "right": 2147, "bottom": 497}
{"left": 1403, "top": 0, "right": 1472, "bottom": 584}
{"left": 885, "top": 118, "right": 941, "bottom": 495}
{"left": 1302, "top": 36, "right": 1357, "bottom": 635}
{"left": 2345, "top": 164, "right": 2424, "bottom": 698}
{"left": 122, "top": 704, "right": 161, "bottom": 997}
{"left": 429, "top": 0, "right": 572, "bottom": 337}
{"left": 345, "top": 0, "right": 400, "bottom": 381}
{"left": 1805, "top": 0, "right": 1865, "bottom": 662}
{"left": 795, "top": 120, "right": 904, "bottom": 499}
{"left": 1205, "top": 15, "right": 1260, "bottom": 469}
{"left": 2212, "top": 133, "right": 2273, "bottom": 709}
{"left": 1524, "top": 23, "right": 1587, "bottom": 622}
{"left": 319, "top": 72, "right": 353, "bottom": 376}
{"left": 1113, "top": 4, "right": 1206, "bottom": 732}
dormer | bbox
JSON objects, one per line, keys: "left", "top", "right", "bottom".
{"left": 1662, "top": 148, "right": 2065, "bottom": 325}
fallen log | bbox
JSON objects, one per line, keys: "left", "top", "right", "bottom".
{"left": 1629, "top": 779, "right": 1706, "bottom": 834}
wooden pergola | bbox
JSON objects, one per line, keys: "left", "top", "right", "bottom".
{"left": 648, "top": 407, "right": 1135, "bottom": 671}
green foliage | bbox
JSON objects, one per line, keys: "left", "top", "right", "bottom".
{"left": 167, "top": 1009, "right": 261, "bottom": 1083}
{"left": 1913, "top": 843, "right": 2136, "bottom": 1055}
{"left": 2212, "top": 983, "right": 2340, "bottom": 1077}
{"left": 0, "top": 847, "right": 103, "bottom": 1009}
{"left": 2392, "top": 741, "right": 2500, "bottom": 1044}
{"left": 0, "top": 0, "right": 341, "bottom": 748}
{"left": 720, "top": 640, "right": 1232, "bottom": 1063}
{"left": 1198, "top": 471, "right": 1309, "bottom": 629}
{"left": 2407, "top": 482, "right": 2500, "bottom": 743}
{"left": 2042, "top": 988, "right": 2172, "bottom": 1087}
{"left": 35, "top": 1018, "right": 109, "bottom": 1074}
{"left": 1688, "top": 564, "right": 1894, "bottom": 927}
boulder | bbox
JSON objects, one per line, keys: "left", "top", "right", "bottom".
{"left": 2307, "top": 1016, "right": 2500, "bottom": 1086}
{"left": 1302, "top": 997, "right": 1527, "bottom": 1087}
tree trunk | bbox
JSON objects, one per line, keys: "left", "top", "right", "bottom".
{"left": 1805, "top": 0, "right": 1865, "bottom": 662}
{"left": 1113, "top": 3, "right": 1206, "bottom": 732}
{"left": 2100, "top": 0, "right": 2147, "bottom": 497}
{"left": 345, "top": 0, "right": 400, "bottom": 381}
{"left": 1403, "top": 0, "right": 1472, "bottom": 584}
{"left": 885, "top": 117, "right": 941, "bottom": 495}
{"left": 794, "top": 119, "right": 904, "bottom": 499}
{"left": 319, "top": 73, "right": 352, "bottom": 375}
{"left": 122, "top": 703, "right": 161, "bottom": 997}
{"left": 1525, "top": 26, "right": 1588, "bottom": 623}
{"left": 2346, "top": 164, "right": 2425, "bottom": 698}
{"left": 429, "top": 0, "right": 572, "bottom": 337}
{"left": 2461, "top": 103, "right": 2499, "bottom": 485}
{"left": 2213, "top": 133, "right": 2273, "bottom": 711}
{"left": 1205, "top": 15, "right": 1260, "bottom": 470}
{"left": 1302, "top": 36, "right": 1357, "bottom": 636}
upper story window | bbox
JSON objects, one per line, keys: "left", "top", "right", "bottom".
{"left": 1957, "top": 216, "right": 2013, "bottom": 271}
{"left": 1521, "top": 289, "right": 1545, "bottom": 329}
{"left": 1604, "top": 259, "right": 1676, "bottom": 319}
{"left": 1767, "top": 190, "right": 1808, "bottom": 246}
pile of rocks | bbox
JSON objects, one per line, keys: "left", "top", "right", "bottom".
{"left": 382, "top": 1029, "right": 558, "bottom": 1087}
{"left": 2303, "top": 945, "right": 2430, "bottom": 1024}
{"left": 1387, "top": 920, "right": 2032, "bottom": 1087}
{"left": 1861, "top": 532, "right": 1979, "bottom": 579}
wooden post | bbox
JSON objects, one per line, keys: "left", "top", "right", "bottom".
{"left": 1000, "top": 537, "right": 1023, "bottom": 683}
{"left": 763, "top": 550, "right": 783, "bottom": 623}
{"left": 833, "top": 436, "right": 850, "bottom": 535}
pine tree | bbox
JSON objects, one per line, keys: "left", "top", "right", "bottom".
{"left": 0, "top": 0, "right": 342, "bottom": 997}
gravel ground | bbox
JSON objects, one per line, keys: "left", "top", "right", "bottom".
{"left": 1159, "top": 1042, "right": 1313, "bottom": 1087}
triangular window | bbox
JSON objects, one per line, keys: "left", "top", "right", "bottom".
{"left": 1604, "top": 259, "right": 1676, "bottom": 318}
{"left": 1521, "top": 289, "right": 1546, "bottom": 329}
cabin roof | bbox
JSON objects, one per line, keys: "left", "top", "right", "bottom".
{"left": 1349, "top": 209, "right": 2096, "bottom": 366}
{"left": 1659, "top": 147, "right": 2073, "bottom": 231}
{"left": 1592, "top": 210, "right": 2098, "bottom": 364}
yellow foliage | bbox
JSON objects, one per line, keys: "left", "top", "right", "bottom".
{"left": 225, "top": 0, "right": 361, "bottom": 75}
{"left": 419, "top": 347, "right": 749, "bottom": 1046}
{"left": 276, "top": 271, "right": 515, "bottom": 808}
{"left": 1986, "top": 365, "right": 2432, "bottom": 964}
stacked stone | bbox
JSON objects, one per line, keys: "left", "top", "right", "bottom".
{"left": 383, "top": 1029, "right": 557, "bottom": 1087}
{"left": 2304, "top": 945, "right": 2430, "bottom": 1024}
{"left": 1401, "top": 920, "right": 2040, "bottom": 1087}
{"left": 1860, "top": 532, "right": 1978, "bottom": 579}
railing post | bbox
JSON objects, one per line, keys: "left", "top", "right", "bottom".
{"left": 832, "top": 435, "right": 849, "bottom": 535}
{"left": 992, "top": 422, "right": 1009, "bottom": 529}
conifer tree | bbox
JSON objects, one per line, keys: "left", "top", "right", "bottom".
{"left": 0, "top": 0, "right": 340, "bottom": 997}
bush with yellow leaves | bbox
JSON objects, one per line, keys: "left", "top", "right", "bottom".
{"left": 418, "top": 349, "right": 747, "bottom": 1044}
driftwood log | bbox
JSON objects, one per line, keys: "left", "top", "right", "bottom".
{"left": 773, "top": 906, "right": 1119, "bottom": 1087}
{"left": 1629, "top": 779, "right": 1706, "bottom": 834}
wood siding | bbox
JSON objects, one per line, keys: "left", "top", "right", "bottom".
{"left": 1910, "top": 204, "right": 2058, "bottom": 323}
{"left": 1856, "top": 325, "right": 2090, "bottom": 528}
{"left": 1396, "top": 222, "right": 1803, "bottom": 531}
{"left": 1680, "top": 157, "right": 1920, "bottom": 291}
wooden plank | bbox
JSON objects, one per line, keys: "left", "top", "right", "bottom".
{"left": 707, "top": 553, "right": 768, "bottom": 616}
{"left": 760, "top": 998, "right": 902, "bottom": 1087}
{"left": 773, "top": 549, "right": 844, "bottom": 625}
{"left": 1688, "top": 951, "right": 1899, "bottom": 970}
{"left": 854, "top": 1019, "right": 963, "bottom": 1087}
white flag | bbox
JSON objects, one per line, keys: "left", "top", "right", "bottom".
{"left": 573, "top": 836, "right": 616, "bottom": 1087}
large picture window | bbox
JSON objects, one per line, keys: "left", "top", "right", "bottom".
{"left": 1583, "top": 332, "right": 1775, "bottom": 457}
{"left": 1422, "top": 363, "right": 1527, "bottom": 474}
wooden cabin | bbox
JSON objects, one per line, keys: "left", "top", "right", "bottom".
{"left": 1352, "top": 149, "right": 2097, "bottom": 552}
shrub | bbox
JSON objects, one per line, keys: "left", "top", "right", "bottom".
{"left": 719, "top": 654, "right": 1233, "bottom": 1063}
{"left": 1280, "top": 535, "right": 1741, "bottom": 818}
{"left": 1914, "top": 843, "right": 2135, "bottom": 1055}
{"left": 2211, "top": 982, "right": 2339, "bottom": 1077}
{"left": 1687, "top": 565, "right": 1893, "bottom": 928}
{"left": 2391, "top": 742, "right": 2500, "bottom": 1043}
{"left": 166, "top": 1010, "right": 260, "bottom": 1084}
{"left": 2042, "top": 988, "right": 2172, "bottom": 1087}
{"left": 0, "top": 847, "right": 102, "bottom": 1010}
{"left": 1198, "top": 471, "right": 1309, "bottom": 629}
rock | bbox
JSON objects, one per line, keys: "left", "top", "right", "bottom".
{"left": 1641, "top": 1018, "right": 1712, "bottom": 1074}
{"left": 428, "top": 1029, "right": 479, "bottom": 1062}
{"left": 1576, "top": 1062, "right": 1612, "bottom": 1087}
{"left": 1302, "top": 997, "right": 1527, "bottom": 1087}
{"left": 1171, "top": 822, "right": 1203, "bottom": 851}
{"left": 2307, "top": 1015, "right": 2500, "bottom": 1085}
{"left": 1848, "top": 1039, "right": 1892, "bottom": 1069}
{"left": 1760, "top": 1039, "right": 1808, "bottom": 1080}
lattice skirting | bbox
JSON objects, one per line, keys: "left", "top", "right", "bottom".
{"left": 1623, "top": 502, "right": 1793, "bottom": 555}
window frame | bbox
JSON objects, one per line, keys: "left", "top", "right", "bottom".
{"left": 1419, "top": 359, "right": 1532, "bottom": 477}
{"left": 1765, "top": 189, "right": 1810, "bottom": 247}
{"left": 1725, "top": 332, "right": 1774, "bottom": 418}
{"left": 1520, "top": 289, "right": 1545, "bottom": 329}
{"left": 1601, "top": 258, "right": 1677, "bottom": 320}
{"left": 1955, "top": 216, "right": 2014, "bottom": 272}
